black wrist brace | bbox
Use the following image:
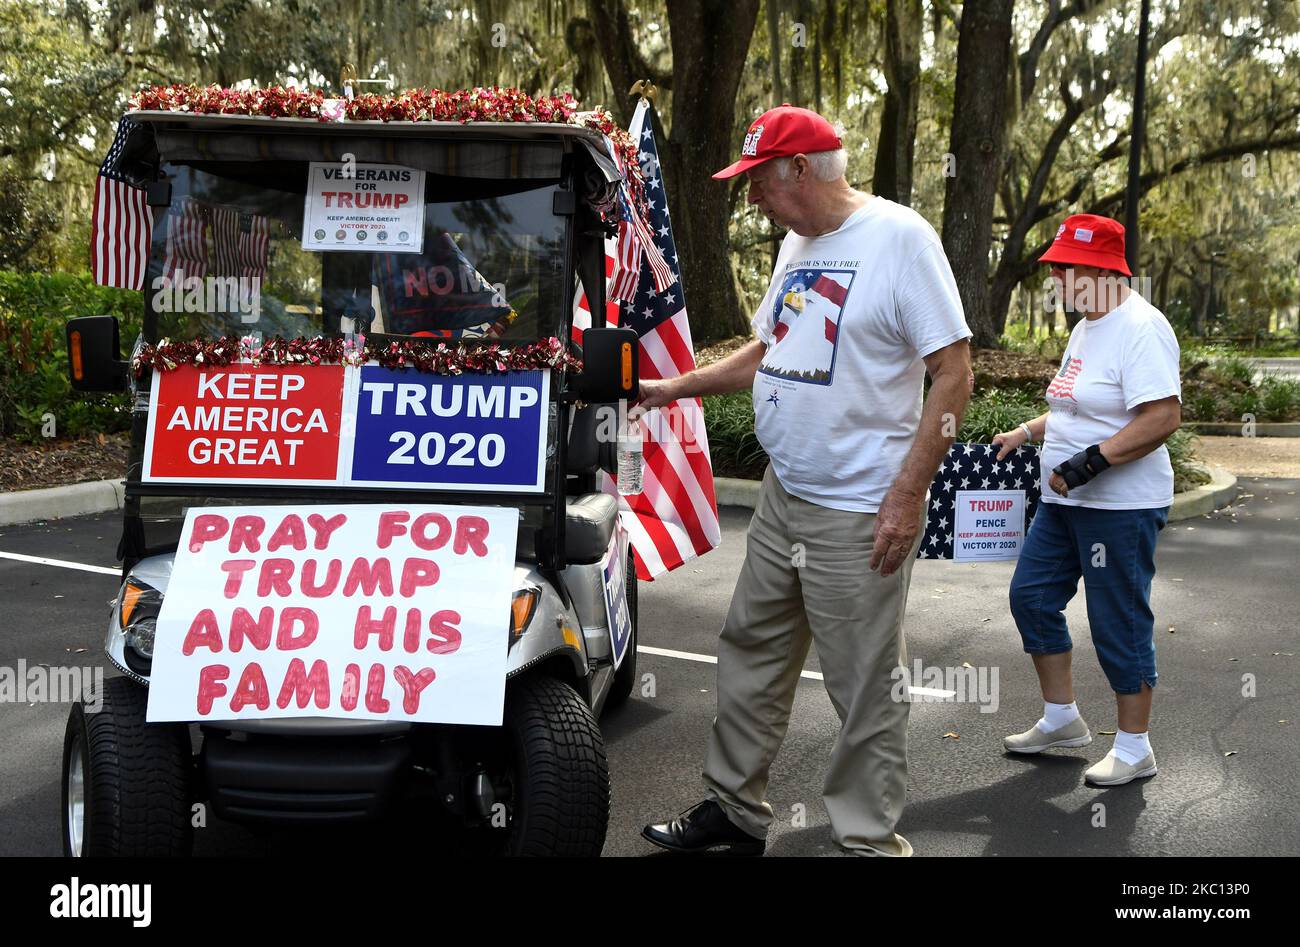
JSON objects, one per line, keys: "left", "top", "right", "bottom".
{"left": 1053, "top": 444, "right": 1111, "bottom": 488}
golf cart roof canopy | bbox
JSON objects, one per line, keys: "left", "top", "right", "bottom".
{"left": 129, "top": 109, "right": 611, "bottom": 147}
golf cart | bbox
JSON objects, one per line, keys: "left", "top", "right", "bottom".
{"left": 61, "top": 94, "right": 643, "bottom": 857}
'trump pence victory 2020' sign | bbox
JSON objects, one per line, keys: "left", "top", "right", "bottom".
{"left": 147, "top": 504, "right": 519, "bottom": 725}
{"left": 918, "top": 442, "right": 1041, "bottom": 561}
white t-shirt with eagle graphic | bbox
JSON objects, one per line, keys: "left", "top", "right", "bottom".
{"left": 1040, "top": 292, "right": 1182, "bottom": 510}
{"left": 751, "top": 197, "right": 970, "bottom": 513}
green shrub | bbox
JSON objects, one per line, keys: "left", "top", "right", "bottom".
{"left": 1255, "top": 373, "right": 1300, "bottom": 422}
{"left": 703, "top": 385, "right": 1210, "bottom": 497}
{"left": 702, "top": 391, "right": 768, "bottom": 479}
{"left": 958, "top": 387, "right": 1044, "bottom": 443}
{"left": 0, "top": 271, "right": 139, "bottom": 442}
{"left": 1166, "top": 428, "right": 1211, "bottom": 493}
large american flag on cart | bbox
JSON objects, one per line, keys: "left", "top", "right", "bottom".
{"left": 574, "top": 99, "right": 722, "bottom": 580}
{"left": 91, "top": 117, "right": 153, "bottom": 290}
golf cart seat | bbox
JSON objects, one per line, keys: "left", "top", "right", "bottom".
{"left": 565, "top": 492, "right": 619, "bottom": 564}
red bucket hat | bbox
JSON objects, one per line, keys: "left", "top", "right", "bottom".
{"left": 712, "top": 105, "right": 842, "bottom": 179}
{"left": 1039, "top": 214, "right": 1132, "bottom": 276}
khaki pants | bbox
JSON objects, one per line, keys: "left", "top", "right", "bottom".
{"left": 702, "top": 466, "right": 923, "bottom": 856}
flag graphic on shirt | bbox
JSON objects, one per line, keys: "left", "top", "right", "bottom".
{"left": 758, "top": 267, "right": 854, "bottom": 384}
{"left": 573, "top": 98, "right": 722, "bottom": 580}
{"left": 90, "top": 117, "right": 153, "bottom": 289}
{"left": 1047, "top": 356, "right": 1082, "bottom": 401}
{"left": 918, "top": 443, "right": 1042, "bottom": 559}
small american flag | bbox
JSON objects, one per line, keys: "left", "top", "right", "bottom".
{"left": 918, "top": 442, "right": 1042, "bottom": 559}
{"left": 574, "top": 99, "right": 721, "bottom": 580}
{"left": 90, "top": 117, "right": 153, "bottom": 289}
{"left": 161, "top": 197, "right": 209, "bottom": 282}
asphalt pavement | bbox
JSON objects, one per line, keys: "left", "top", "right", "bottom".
{"left": 1, "top": 478, "right": 1297, "bottom": 857}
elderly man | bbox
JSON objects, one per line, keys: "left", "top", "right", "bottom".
{"left": 639, "top": 105, "right": 972, "bottom": 857}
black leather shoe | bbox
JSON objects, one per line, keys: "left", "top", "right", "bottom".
{"left": 641, "top": 799, "right": 765, "bottom": 855}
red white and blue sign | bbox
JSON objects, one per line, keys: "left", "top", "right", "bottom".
{"left": 600, "top": 529, "right": 633, "bottom": 670}
{"left": 349, "top": 366, "right": 548, "bottom": 491}
{"left": 142, "top": 363, "right": 549, "bottom": 493}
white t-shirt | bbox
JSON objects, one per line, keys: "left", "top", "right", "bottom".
{"left": 750, "top": 197, "right": 971, "bottom": 513}
{"left": 1040, "top": 292, "right": 1182, "bottom": 510}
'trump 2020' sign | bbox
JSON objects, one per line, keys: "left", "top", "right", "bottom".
{"left": 142, "top": 363, "right": 549, "bottom": 492}
{"left": 146, "top": 504, "right": 518, "bottom": 725}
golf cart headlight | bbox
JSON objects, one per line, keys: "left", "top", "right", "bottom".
{"left": 510, "top": 588, "right": 539, "bottom": 639}
{"left": 118, "top": 579, "right": 162, "bottom": 660}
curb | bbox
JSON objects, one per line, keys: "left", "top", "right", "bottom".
{"left": 1183, "top": 422, "right": 1300, "bottom": 437}
{"left": 1167, "top": 466, "right": 1239, "bottom": 522}
{"left": 0, "top": 479, "right": 126, "bottom": 527}
{"left": 715, "top": 467, "right": 1239, "bottom": 524}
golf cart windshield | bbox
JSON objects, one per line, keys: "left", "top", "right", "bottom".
{"left": 144, "top": 141, "right": 567, "bottom": 344}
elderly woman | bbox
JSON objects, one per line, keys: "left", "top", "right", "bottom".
{"left": 992, "top": 214, "right": 1182, "bottom": 786}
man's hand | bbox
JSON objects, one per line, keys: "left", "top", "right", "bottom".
{"left": 870, "top": 487, "right": 926, "bottom": 577}
{"left": 637, "top": 377, "right": 680, "bottom": 409}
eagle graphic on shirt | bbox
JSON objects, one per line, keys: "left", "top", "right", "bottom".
{"left": 759, "top": 267, "right": 854, "bottom": 385}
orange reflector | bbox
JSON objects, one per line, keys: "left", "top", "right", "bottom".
{"left": 620, "top": 341, "right": 633, "bottom": 390}
{"left": 120, "top": 583, "right": 144, "bottom": 626}
{"left": 70, "top": 331, "right": 84, "bottom": 381}
{"left": 510, "top": 590, "right": 538, "bottom": 638}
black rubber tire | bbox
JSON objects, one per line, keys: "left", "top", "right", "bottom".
{"left": 61, "top": 676, "right": 194, "bottom": 857}
{"left": 501, "top": 676, "right": 609, "bottom": 856}
{"left": 605, "top": 548, "right": 638, "bottom": 709}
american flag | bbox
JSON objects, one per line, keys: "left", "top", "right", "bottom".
{"left": 90, "top": 117, "right": 153, "bottom": 289}
{"left": 161, "top": 197, "right": 209, "bottom": 282}
{"left": 917, "top": 442, "right": 1042, "bottom": 559}
{"left": 574, "top": 99, "right": 722, "bottom": 580}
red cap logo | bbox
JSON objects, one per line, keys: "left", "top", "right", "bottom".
{"left": 1039, "top": 213, "right": 1132, "bottom": 276}
{"left": 713, "top": 105, "right": 842, "bottom": 179}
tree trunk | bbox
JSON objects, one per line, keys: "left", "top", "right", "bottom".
{"left": 940, "top": 0, "right": 1015, "bottom": 348}
{"left": 590, "top": 0, "right": 759, "bottom": 341}
{"left": 871, "top": 0, "right": 922, "bottom": 205}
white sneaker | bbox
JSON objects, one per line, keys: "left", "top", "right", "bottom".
{"left": 1003, "top": 716, "right": 1092, "bottom": 754}
{"left": 1085, "top": 751, "right": 1157, "bottom": 786}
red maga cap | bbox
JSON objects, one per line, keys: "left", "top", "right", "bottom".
{"left": 712, "top": 104, "right": 842, "bottom": 179}
{"left": 1039, "top": 214, "right": 1132, "bottom": 276}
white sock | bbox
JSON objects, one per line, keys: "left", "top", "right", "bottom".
{"left": 1038, "top": 700, "right": 1080, "bottom": 732}
{"left": 1112, "top": 729, "right": 1152, "bottom": 765}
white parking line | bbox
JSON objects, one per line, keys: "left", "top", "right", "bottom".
{"left": 0, "top": 551, "right": 120, "bottom": 577}
{"left": 3, "top": 553, "right": 958, "bottom": 698}
{"left": 638, "top": 644, "right": 827, "bottom": 681}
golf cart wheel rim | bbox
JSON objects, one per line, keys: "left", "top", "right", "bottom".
{"left": 66, "top": 732, "right": 85, "bottom": 857}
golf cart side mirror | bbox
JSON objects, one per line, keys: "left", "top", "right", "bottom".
{"left": 67, "top": 316, "right": 129, "bottom": 393}
{"left": 577, "top": 327, "right": 638, "bottom": 403}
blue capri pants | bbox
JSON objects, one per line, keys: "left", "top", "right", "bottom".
{"left": 1009, "top": 501, "right": 1169, "bottom": 694}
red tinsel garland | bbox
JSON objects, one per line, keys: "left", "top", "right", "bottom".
{"left": 131, "top": 334, "right": 582, "bottom": 379}
{"left": 128, "top": 83, "right": 647, "bottom": 211}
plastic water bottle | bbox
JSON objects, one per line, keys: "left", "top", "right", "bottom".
{"left": 617, "top": 426, "right": 644, "bottom": 495}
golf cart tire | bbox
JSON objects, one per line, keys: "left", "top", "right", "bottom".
{"left": 606, "top": 548, "right": 638, "bottom": 709}
{"left": 62, "top": 675, "right": 193, "bottom": 857}
{"left": 504, "top": 676, "right": 609, "bottom": 856}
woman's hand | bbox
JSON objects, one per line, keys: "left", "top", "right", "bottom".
{"left": 992, "top": 426, "right": 1028, "bottom": 461}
